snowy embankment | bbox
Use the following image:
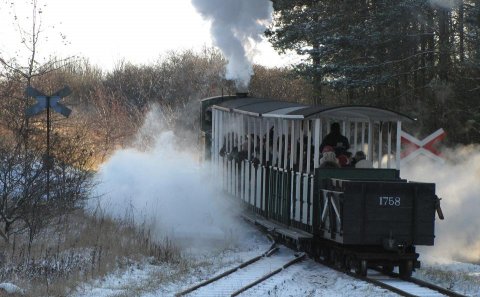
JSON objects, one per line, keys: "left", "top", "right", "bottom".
{"left": 70, "top": 220, "right": 479, "bottom": 297}
{"left": 71, "top": 223, "right": 396, "bottom": 297}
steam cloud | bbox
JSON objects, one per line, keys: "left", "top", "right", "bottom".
{"left": 92, "top": 108, "right": 246, "bottom": 251}
{"left": 191, "top": 0, "right": 273, "bottom": 91}
{"left": 401, "top": 146, "right": 480, "bottom": 263}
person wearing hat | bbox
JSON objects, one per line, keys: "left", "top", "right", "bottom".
{"left": 320, "top": 122, "right": 350, "bottom": 155}
{"left": 319, "top": 151, "right": 340, "bottom": 168}
{"left": 353, "top": 151, "right": 373, "bottom": 168}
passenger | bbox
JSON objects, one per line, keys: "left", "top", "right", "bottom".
{"left": 353, "top": 151, "right": 373, "bottom": 168}
{"left": 337, "top": 154, "right": 350, "bottom": 167}
{"left": 344, "top": 151, "right": 354, "bottom": 167}
{"left": 320, "top": 122, "right": 350, "bottom": 156}
{"left": 237, "top": 150, "right": 248, "bottom": 163}
{"left": 319, "top": 151, "right": 340, "bottom": 168}
{"left": 227, "top": 146, "right": 238, "bottom": 161}
{"left": 252, "top": 157, "right": 260, "bottom": 169}
{"left": 322, "top": 145, "right": 335, "bottom": 153}
{"left": 219, "top": 133, "right": 234, "bottom": 157}
{"left": 219, "top": 144, "right": 227, "bottom": 157}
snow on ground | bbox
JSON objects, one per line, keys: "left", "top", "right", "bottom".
{"left": 71, "top": 221, "right": 480, "bottom": 297}
{"left": 414, "top": 261, "right": 480, "bottom": 296}
{"left": 0, "top": 282, "right": 24, "bottom": 294}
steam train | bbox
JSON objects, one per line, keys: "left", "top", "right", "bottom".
{"left": 199, "top": 93, "right": 443, "bottom": 278}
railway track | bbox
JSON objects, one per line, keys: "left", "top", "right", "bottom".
{"left": 175, "top": 243, "right": 305, "bottom": 297}
{"left": 262, "top": 221, "right": 469, "bottom": 296}
{"left": 364, "top": 269, "right": 469, "bottom": 297}
{"left": 176, "top": 219, "right": 468, "bottom": 297}
{"left": 321, "top": 263, "right": 470, "bottom": 297}
{"left": 308, "top": 256, "right": 468, "bottom": 297}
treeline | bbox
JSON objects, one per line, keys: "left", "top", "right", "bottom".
{"left": 0, "top": 48, "right": 314, "bottom": 245}
{"left": 268, "top": 0, "right": 480, "bottom": 143}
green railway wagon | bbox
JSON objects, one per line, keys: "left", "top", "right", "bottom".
{"left": 200, "top": 93, "right": 443, "bottom": 278}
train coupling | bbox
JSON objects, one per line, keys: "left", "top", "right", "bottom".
{"left": 382, "top": 232, "right": 404, "bottom": 252}
{"left": 383, "top": 237, "right": 397, "bottom": 251}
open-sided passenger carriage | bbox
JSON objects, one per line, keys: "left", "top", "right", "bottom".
{"left": 200, "top": 94, "right": 442, "bottom": 278}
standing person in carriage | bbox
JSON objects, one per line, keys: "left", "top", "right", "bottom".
{"left": 320, "top": 122, "right": 350, "bottom": 156}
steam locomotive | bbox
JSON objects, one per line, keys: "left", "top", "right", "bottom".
{"left": 199, "top": 93, "right": 443, "bottom": 278}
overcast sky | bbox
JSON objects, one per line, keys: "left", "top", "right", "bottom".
{"left": 0, "top": 0, "right": 294, "bottom": 71}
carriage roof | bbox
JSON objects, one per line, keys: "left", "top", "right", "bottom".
{"left": 211, "top": 97, "right": 414, "bottom": 123}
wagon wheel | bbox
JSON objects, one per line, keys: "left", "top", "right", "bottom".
{"left": 327, "top": 248, "right": 336, "bottom": 265}
{"left": 344, "top": 255, "right": 353, "bottom": 272}
{"left": 334, "top": 251, "right": 346, "bottom": 269}
{"left": 381, "top": 264, "right": 394, "bottom": 274}
{"left": 355, "top": 259, "right": 368, "bottom": 277}
{"left": 320, "top": 247, "right": 330, "bottom": 263}
{"left": 399, "top": 260, "right": 413, "bottom": 279}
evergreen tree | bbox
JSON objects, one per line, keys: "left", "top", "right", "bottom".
{"left": 268, "top": 0, "right": 480, "bottom": 143}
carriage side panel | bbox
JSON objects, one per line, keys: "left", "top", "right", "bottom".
{"left": 335, "top": 180, "right": 436, "bottom": 247}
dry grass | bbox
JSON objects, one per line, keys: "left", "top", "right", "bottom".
{"left": 416, "top": 266, "right": 480, "bottom": 295}
{"left": 0, "top": 209, "right": 183, "bottom": 296}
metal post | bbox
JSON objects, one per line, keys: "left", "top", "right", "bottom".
{"left": 396, "top": 121, "right": 402, "bottom": 170}
{"left": 299, "top": 121, "right": 304, "bottom": 173}
{"left": 354, "top": 122, "right": 358, "bottom": 153}
{"left": 378, "top": 122, "right": 383, "bottom": 168}
{"left": 368, "top": 121, "right": 373, "bottom": 163}
{"left": 387, "top": 122, "right": 392, "bottom": 168}
{"left": 361, "top": 122, "right": 366, "bottom": 151}
{"left": 283, "top": 120, "right": 288, "bottom": 169}
{"left": 313, "top": 119, "right": 321, "bottom": 169}
{"left": 290, "top": 120, "right": 295, "bottom": 170}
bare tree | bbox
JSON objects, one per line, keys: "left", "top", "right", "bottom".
{"left": 0, "top": 1, "right": 93, "bottom": 252}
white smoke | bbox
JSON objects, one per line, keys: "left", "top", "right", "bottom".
{"left": 91, "top": 108, "right": 247, "bottom": 251}
{"left": 401, "top": 145, "right": 480, "bottom": 263}
{"left": 191, "top": 0, "right": 273, "bottom": 91}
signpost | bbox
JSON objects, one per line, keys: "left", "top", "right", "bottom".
{"left": 400, "top": 128, "right": 446, "bottom": 165}
{"left": 25, "top": 86, "right": 72, "bottom": 200}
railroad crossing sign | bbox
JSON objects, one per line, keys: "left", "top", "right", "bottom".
{"left": 25, "top": 86, "right": 72, "bottom": 201}
{"left": 401, "top": 128, "right": 446, "bottom": 165}
{"left": 25, "top": 86, "right": 72, "bottom": 117}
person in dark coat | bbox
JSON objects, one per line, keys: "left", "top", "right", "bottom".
{"left": 320, "top": 122, "right": 350, "bottom": 155}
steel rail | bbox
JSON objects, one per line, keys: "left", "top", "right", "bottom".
{"left": 175, "top": 240, "right": 278, "bottom": 296}
{"left": 344, "top": 267, "right": 469, "bottom": 297}
{"left": 367, "top": 267, "right": 468, "bottom": 297}
{"left": 312, "top": 257, "right": 467, "bottom": 297}
{"left": 360, "top": 275, "right": 419, "bottom": 297}
{"left": 230, "top": 252, "right": 306, "bottom": 296}
{"left": 408, "top": 277, "right": 468, "bottom": 297}
{"left": 247, "top": 211, "right": 469, "bottom": 297}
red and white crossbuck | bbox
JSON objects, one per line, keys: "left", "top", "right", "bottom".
{"left": 400, "top": 128, "right": 446, "bottom": 165}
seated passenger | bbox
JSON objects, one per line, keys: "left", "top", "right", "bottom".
{"left": 353, "top": 151, "right": 373, "bottom": 168}
{"left": 345, "top": 151, "right": 354, "bottom": 167}
{"left": 322, "top": 145, "right": 335, "bottom": 154}
{"left": 320, "top": 122, "right": 350, "bottom": 156}
{"left": 227, "top": 146, "right": 238, "bottom": 161}
{"left": 319, "top": 151, "right": 340, "bottom": 168}
{"left": 219, "top": 144, "right": 226, "bottom": 157}
{"left": 337, "top": 154, "right": 350, "bottom": 167}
